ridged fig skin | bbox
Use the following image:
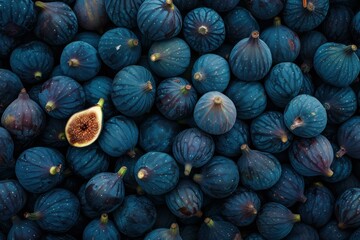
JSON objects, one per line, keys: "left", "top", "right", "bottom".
{"left": 0, "top": 69, "right": 23, "bottom": 115}
{"left": 0, "top": 180, "right": 27, "bottom": 221}
{"left": 257, "top": 202, "right": 300, "bottom": 240}
{"left": 337, "top": 116, "right": 360, "bottom": 159}
{"left": 289, "top": 135, "right": 334, "bottom": 177}
{"left": 284, "top": 94, "right": 327, "bottom": 138}
{"left": 165, "top": 180, "right": 203, "bottom": 218}
{"left": 74, "top": 0, "right": 108, "bottom": 32}
{"left": 112, "top": 65, "right": 156, "bottom": 117}
{"left": 198, "top": 218, "right": 240, "bottom": 240}
{"left": 26, "top": 188, "right": 80, "bottom": 233}
{"left": 10, "top": 41, "right": 54, "bottom": 84}
{"left": 172, "top": 128, "right": 215, "bottom": 174}
{"left": 300, "top": 30, "right": 327, "bottom": 62}
{"left": 314, "top": 42, "right": 360, "bottom": 87}
{"left": 156, "top": 77, "right": 198, "bottom": 121}
{"left": 283, "top": 0, "right": 330, "bottom": 32}
{"left": 113, "top": 195, "right": 157, "bottom": 237}
{"left": 267, "top": 165, "right": 306, "bottom": 207}
{"left": 194, "top": 156, "right": 239, "bottom": 198}
{"left": 98, "top": 115, "right": 139, "bottom": 157}
{"left": 40, "top": 117, "right": 68, "bottom": 147}
{"left": 215, "top": 119, "right": 249, "bottom": 157}
{"left": 286, "top": 223, "right": 320, "bottom": 240}
{"left": 251, "top": 111, "right": 293, "bottom": 153}
{"left": 238, "top": 145, "right": 282, "bottom": 191}
{"left": 35, "top": 1, "right": 78, "bottom": 46}
{"left": 229, "top": 31, "right": 272, "bottom": 82}
{"left": 1, "top": 89, "right": 46, "bottom": 140}
{"left": 299, "top": 183, "right": 335, "bottom": 228}
{"left": 194, "top": 91, "right": 237, "bottom": 135}
{"left": 105, "top": 0, "right": 143, "bottom": 28}
{"left": 85, "top": 170, "right": 126, "bottom": 214}
{"left": 183, "top": 7, "right": 225, "bottom": 53}
{"left": 0, "top": 127, "right": 14, "bottom": 171}
{"left": 222, "top": 188, "right": 261, "bottom": 227}
{"left": 78, "top": 184, "right": 100, "bottom": 219}
{"left": 15, "top": 147, "right": 65, "bottom": 193}
{"left": 319, "top": 220, "right": 352, "bottom": 240}
{"left": 83, "top": 214, "right": 120, "bottom": 240}
{"left": 145, "top": 224, "right": 182, "bottom": 240}
{"left": 137, "top": 0, "right": 182, "bottom": 41}
{"left": 134, "top": 152, "right": 179, "bottom": 195}
{"left": 7, "top": 218, "right": 42, "bottom": 240}
{"left": 246, "top": 0, "right": 283, "bottom": 20}
{"left": 335, "top": 188, "right": 360, "bottom": 229}
{"left": 203, "top": 0, "right": 239, "bottom": 12}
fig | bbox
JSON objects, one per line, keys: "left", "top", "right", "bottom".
{"left": 65, "top": 98, "right": 104, "bottom": 148}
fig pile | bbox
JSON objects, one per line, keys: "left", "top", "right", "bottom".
{"left": 1, "top": 0, "right": 360, "bottom": 239}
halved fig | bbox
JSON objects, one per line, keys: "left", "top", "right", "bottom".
{"left": 65, "top": 98, "right": 104, "bottom": 147}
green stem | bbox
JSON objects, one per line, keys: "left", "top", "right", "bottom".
{"left": 204, "top": 218, "right": 215, "bottom": 227}
{"left": 100, "top": 214, "right": 108, "bottom": 224}
{"left": 184, "top": 163, "right": 192, "bottom": 176}
{"left": 35, "top": 1, "right": 46, "bottom": 9}
{"left": 193, "top": 72, "right": 203, "bottom": 81}
{"left": 274, "top": 17, "right": 281, "bottom": 26}
{"left": 58, "top": 132, "right": 66, "bottom": 141}
{"left": 127, "top": 39, "right": 139, "bottom": 48}
{"left": 97, "top": 98, "right": 105, "bottom": 108}
{"left": 193, "top": 174, "right": 203, "bottom": 183}
{"left": 34, "top": 71, "right": 42, "bottom": 80}
{"left": 241, "top": 144, "right": 251, "bottom": 154}
{"left": 150, "top": 53, "right": 161, "bottom": 62}
{"left": 45, "top": 101, "right": 56, "bottom": 112}
{"left": 68, "top": 59, "right": 80, "bottom": 67}
{"left": 117, "top": 166, "right": 127, "bottom": 178}
{"left": 180, "top": 85, "right": 192, "bottom": 95}
{"left": 169, "top": 223, "right": 179, "bottom": 235}
{"left": 49, "top": 164, "right": 62, "bottom": 175}
{"left": 24, "top": 212, "right": 42, "bottom": 220}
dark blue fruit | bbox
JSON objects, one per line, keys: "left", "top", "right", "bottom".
{"left": 148, "top": 37, "right": 191, "bottom": 78}
{"left": 98, "top": 27, "right": 141, "bottom": 71}
{"left": 85, "top": 166, "right": 127, "bottom": 213}
{"left": 25, "top": 188, "right": 80, "bottom": 233}
{"left": 156, "top": 77, "right": 198, "bottom": 121}
{"left": 98, "top": 115, "right": 139, "bottom": 157}
{"left": 10, "top": 41, "right": 54, "bottom": 83}
{"left": 135, "top": 152, "right": 179, "bottom": 195}
{"left": 0, "top": 127, "right": 15, "bottom": 179}
{"left": 114, "top": 148, "right": 143, "bottom": 189}
{"left": 229, "top": 31, "right": 272, "bottom": 82}
{"left": 300, "top": 31, "right": 327, "bottom": 63}
{"left": 284, "top": 94, "right": 327, "bottom": 138}
{"left": 74, "top": 32, "right": 101, "bottom": 49}
{"left": 0, "top": 0, "right": 36, "bottom": 37}
{"left": 319, "top": 220, "right": 352, "bottom": 240}
{"left": 238, "top": 145, "right": 282, "bottom": 190}
{"left": 261, "top": 17, "right": 300, "bottom": 64}
{"left": 74, "top": 0, "right": 108, "bottom": 32}
{"left": 267, "top": 165, "right": 306, "bottom": 207}
{"left": 0, "top": 180, "right": 27, "bottom": 221}
{"left": 78, "top": 184, "right": 100, "bottom": 219}
{"left": 1, "top": 89, "right": 46, "bottom": 140}
{"left": 335, "top": 188, "right": 360, "bottom": 229}
{"left": 299, "top": 183, "right": 334, "bottom": 227}
{"left": 139, "top": 114, "right": 181, "bottom": 153}
{"left": 224, "top": 7, "right": 259, "bottom": 44}
{"left": 336, "top": 116, "right": 360, "bottom": 159}
{"left": 7, "top": 217, "right": 42, "bottom": 240}
{"left": 245, "top": 233, "right": 265, "bottom": 240}
{"left": 251, "top": 111, "right": 293, "bottom": 153}
{"left": 191, "top": 54, "right": 230, "bottom": 94}
{"left": 289, "top": 135, "right": 334, "bottom": 177}
{"left": 105, "top": 0, "right": 143, "bottom": 28}
{"left": 286, "top": 223, "right": 319, "bottom": 240}
{"left": 203, "top": 0, "right": 239, "bottom": 12}
{"left": 137, "top": 0, "right": 182, "bottom": 41}
{"left": 113, "top": 195, "right": 157, "bottom": 237}
{"left": 0, "top": 69, "right": 23, "bottom": 115}
{"left": 165, "top": 180, "right": 203, "bottom": 219}
{"left": 198, "top": 218, "right": 240, "bottom": 240}
{"left": 144, "top": 223, "right": 182, "bottom": 240}
{"left": 193, "top": 156, "right": 239, "bottom": 198}
{"left": 183, "top": 7, "right": 225, "bottom": 53}
{"left": 352, "top": 11, "right": 360, "bottom": 45}
{"left": 16, "top": 147, "right": 64, "bottom": 193}
{"left": 66, "top": 143, "right": 109, "bottom": 180}
{"left": 83, "top": 214, "right": 120, "bottom": 240}
{"left": 214, "top": 119, "right": 249, "bottom": 157}
{"left": 40, "top": 117, "right": 68, "bottom": 147}
{"left": 34, "top": 1, "right": 78, "bottom": 46}
{"left": 194, "top": 91, "right": 236, "bottom": 135}
{"left": 257, "top": 202, "right": 301, "bottom": 240}
{"left": 172, "top": 128, "right": 215, "bottom": 176}
{"left": 60, "top": 41, "right": 101, "bottom": 82}
{"left": 112, "top": 65, "right": 156, "bottom": 117}
{"left": 314, "top": 43, "right": 359, "bottom": 87}
{"left": 246, "top": 0, "right": 283, "bottom": 20}
{"left": 226, "top": 80, "right": 267, "bottom": 120}
{"left": 222, "top": 188, "right": 261, "bottom": 227}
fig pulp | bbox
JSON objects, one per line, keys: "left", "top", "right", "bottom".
{"left": 65, "top": 98, "right": 104, "bottom": 147}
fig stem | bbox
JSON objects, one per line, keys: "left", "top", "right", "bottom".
{"left": 336, "top": 146, "right": 347, "bottom": 158}
{"left": 293, "top": 214, "right": 301, "bottom": 222}
{"left": 170, "top": 223, "right": 179, "bottom": 235}
{"left": 58, "top": 132, "right": 66, "bottom": 141}
{"left": 213, "top": 96, "right": 222, "bottom": 105}
{"left": 96, "top": 98, "right": 105, "bottom": 108}
{"left": 49, "top": 164, "right": 62, "bottom": 175}
{"left": 137, "top": 168, "right": 148, "bottom": 179}
{"left": 165, "top": 0, "right": 174, "bottom": 9}
{"left": 345, "top": 45, "right": 357, "bottom": 54}
{"left": 35, "top": 1, "right": 46, "bottom": 9}
{"left": 117, "top": 166, "right": 127, "bottom": 177}
{"left": 150, "top": 53, "right": 161, "bottom": 62}
{"left": 184, "top": 163, "right": 192, "bottom": 176}
{"left": 290, "top": 117, "right": 303, "bottom": 130}
{"left": 127, "top": 39, "right": 139, "bottom": 48}
{"left": 299, "top": 194, "right": 307, "bottom": 203}
{"left": 302, "top": 0, "right": 307, "bottom": 8}
{"left": 127, "top": 149, "right": 137, "bottom": 158}
{"left": 24, "top": 212, "right": 42, "bottom": 220}
{"left": 193, "top": 72, "right": 203, "bottom": 81}
{"left": 45, "top": 101, "right": 56, "bottom": 112}
{"left": 323, "top": 168, "right": 334, "bottom": 177}
{"left": 204, "top": 218, "right": 215, "bottom": 227}
{"left": 241, "top": 144, "right": 251, "bottom": 153}
{"left": 144, "top": 81, "right": 153, "bottom": 92}
{"left": 193, "top": 174, "right": 203, "bottom": 183}
{"left": 306, "top": 2, "right": 315, "bottom": 11}
{"left": 34, "top": 71, "right": 42, "bottom": 80}
{"left": 246, "top": 204, "right": 258, "bottom": 215}
{"left": 198, "top": 26, "right": 208, "bottom": 35}
{"left": 180, "top": 85, "right": 192, "bottom": 94}
{"left": 100, "top": 213, "right": 108, "bottom": 224}
{"left": 274, "top": 17, "right": 281, "bottom": 26}
{"left": 280, "top": 134, "right": 288, "bottom": 143}
{"left": 68, "top": 59, "right": 80, "bottom": 67}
